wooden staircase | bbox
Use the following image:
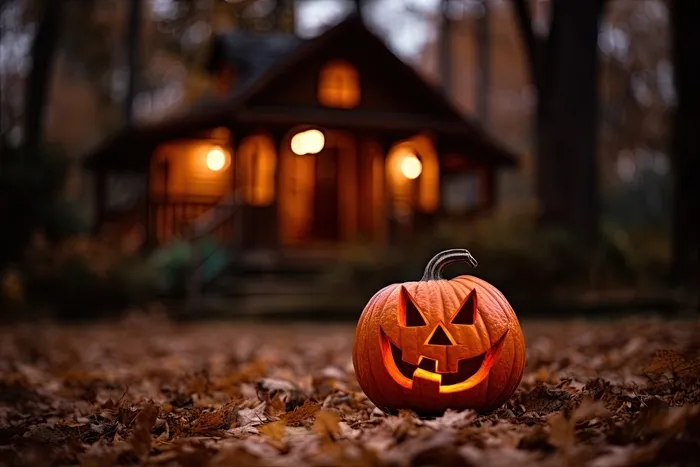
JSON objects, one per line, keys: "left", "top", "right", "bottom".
{"left": 195, "top": 251, "right": 365, "bottom": 320}
{"left": 164, "top": 193, "right": 365, "bottom": 320}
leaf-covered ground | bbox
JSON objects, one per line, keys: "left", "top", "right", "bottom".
{"left": 1, "top": 313, "right": 700, "bottom": 466}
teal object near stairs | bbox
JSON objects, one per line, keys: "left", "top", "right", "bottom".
{"left": 198, "top": 238, "right": 232, "bottom": 284}
{"left": 147, "top": 237, "right": 232, "bottom": 292}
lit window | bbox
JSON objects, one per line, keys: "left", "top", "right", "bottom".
{"left": 238, "top": 135, "right": 276, "bottom": 206}
{"left": 318, "top": 60, "right": 360, "bottom": 108}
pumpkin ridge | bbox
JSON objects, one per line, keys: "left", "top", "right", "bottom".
{"left": 357, "top": 286, "right": 394, "bottom": 408}
{"left": 463, "top": 279, "right": 525, "bottom": 406}
{"left": 451, "top": 276, "right": 521, "bottom": 405}
{"left": 485, "top": 329, "right": 515, "bottom": 407}
{"left": 371, "top": 285, "right": 403, "bottom": 404}
{"left": 469, "top": 275, "right": 518, "bottom": 322}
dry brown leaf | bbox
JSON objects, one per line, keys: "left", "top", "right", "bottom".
{"left": 313, "top": 410, "right": 341, "bottom": 440}
{"left": 258, "top": 420, "right": 287, "bottom": 441}
{"left": 283, "top": 400, "right": 321, "bottom": 426}
{"left": 547, "top": 411, "right": 575, "bottom": 450}
{"left": 643, "top": 349, "right": 700, "bottom": 379}
{"left": 190, "top": 403, "right": 235, "bottom": 434}
{"left": 129, "top": 402, "right": 159, "bottom": 459}
{"left": 236, "top": 403, "right": 273, "bottom": 428}
{"left": 573, "top": 396, "right": 610, "bottom": 422}
{"left": 423, "top": 409, "right": 477, "bottom": 430}
{"left": 6, "top": 316, "right": 700, "bottom": 467}
{"left": 186, "top": 370, "right": 211, "bottom": 396}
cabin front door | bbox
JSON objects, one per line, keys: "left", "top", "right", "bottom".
{"left": 311, "top": 147, "right": 340, "bottom": 241}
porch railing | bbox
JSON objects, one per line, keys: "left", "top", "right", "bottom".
{"left": 169, "top": 191, "right": 243, "bottom": 313}
{"left": 150, "top": 194, "right": 239, "bottom": 245}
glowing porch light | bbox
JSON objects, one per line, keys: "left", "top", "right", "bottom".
{"left": 400, "top": 153, "right": 423, "bottom": 179}
{"left": 291, "top": 129, "right": 325, "bottom": 155}
{"left": 206, "top": 146, "right": 229, "bottom": 171}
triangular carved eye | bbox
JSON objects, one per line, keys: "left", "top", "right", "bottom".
{"left": 450, "top": 289, "right": 477, "bottom": 325}
{"left": 398, "top": 286, "right": 427, "bottom": 327}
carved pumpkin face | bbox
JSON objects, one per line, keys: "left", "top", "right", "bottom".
{"left": 352, "top": 249, "right": 526, "bottom": 415}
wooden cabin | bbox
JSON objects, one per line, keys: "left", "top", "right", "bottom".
{"left": 84, "top": 15, "right": 517, "bottom": 254}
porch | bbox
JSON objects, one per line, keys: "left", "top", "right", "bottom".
{"left": 94, "top": 125, "right": 497, "bottom": 254}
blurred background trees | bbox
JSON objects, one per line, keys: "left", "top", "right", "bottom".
{"left": 0, "top": 0, "right": 696, "bottom": 316}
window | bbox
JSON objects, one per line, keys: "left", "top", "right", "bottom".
{"left": 317, "top": 60, "right": 360, "bottom": 108}
{"left": 238, "top": 135, "right": 276, "bottom": 206}
{"left": 442, "top": 173, "right": 481, "bottom": 214}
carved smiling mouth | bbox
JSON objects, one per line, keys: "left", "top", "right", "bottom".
{"left": 379, "top": 328, "right": 508, "bottom": 394}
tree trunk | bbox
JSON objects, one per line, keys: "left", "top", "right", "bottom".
{"left": 439, "top": 0, "right": 453, "bottom": 98}
{"left": 23, "top": 0, "right": 64, "bottom": 159}
{"left": 476, "top": 0, "right": 490, "bottom": 125}
{"left": 124, "top": 0, "right": 142, "bottom": 126}
{"left": 538, "top": 0, "right": 603, "bottom": 243}
{"left": 512, "top": 0, "right": 604, "bottom": 244}
{"left": 670, "top": 0, "right": 700, "bottom": 287}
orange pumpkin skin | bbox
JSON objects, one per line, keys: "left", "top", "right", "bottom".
{"left": 352, "top": 249, "right": 526, "bottom": 415}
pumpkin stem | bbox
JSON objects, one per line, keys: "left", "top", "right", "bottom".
{"left": 420, "top": 249, "right": 478, "bottom": 281}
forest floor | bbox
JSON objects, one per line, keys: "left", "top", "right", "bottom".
{"left": 1, "top": 312, "right": 700, "bottom": 467}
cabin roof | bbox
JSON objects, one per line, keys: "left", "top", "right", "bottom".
{"left": 84, "top": 14, "right": 519, "bottom": 171}
{"left": 205, "top": 30, "right": 305, "bottom": 96}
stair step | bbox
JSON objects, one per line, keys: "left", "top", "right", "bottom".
{"left": 179, "top": 293, "right": 366, "bottom": 319}
{"left": 212, "top": 277, "right": 334, "bottom": 296}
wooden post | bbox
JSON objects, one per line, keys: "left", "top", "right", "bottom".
{"left": 271, "top": 129, "right": 286, "bottom": 251}
{"left": 228, "top": 128, "right": 240, "bottom": 249}
{"left": 143, "top": 165, "right": 153, "bottom": 248}
{"left": 161, "top": 160, "right": 169, "bottom": 243}
{"left": 380, "top": 136, "right": 397, "bottom": 246}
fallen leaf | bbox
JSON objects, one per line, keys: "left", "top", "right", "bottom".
{"left": 190, "top": 402, "right": 236, "bottom": 434}
{"left": 423, "top": 409, "right": 477, "bottom": 430}
{"left": 236, "top": 403, "right": 273, "bottom": 428}
{"left": 129, "top": 402, "right": 159, "bottom": 459}
{"left": 547, "top": 410, "right": 575, "bottom": 450}
{"left": 283, "top": 400, "right": 320, "bottom": 426}
{"left": 313, "top": 410, "right": 341, "bottom": 440}
{"left": 573, "top": 396, "right": 610, "bottom": 422}
{"left": 258, "top": 420, "right": 287, "bottom": 441}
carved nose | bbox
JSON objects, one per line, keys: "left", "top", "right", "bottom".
{"left": 428, "top": 324, "right": 453, "bottom": 346}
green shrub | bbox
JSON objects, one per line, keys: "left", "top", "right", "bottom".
{"left": 326, "top": 209, "right": 670, "bottom": 311}
{"left": 19, "top": 235, "right": 163, "bottom": 320}
{"left": 0, "top": 144, "right": 87, "bottom": 268}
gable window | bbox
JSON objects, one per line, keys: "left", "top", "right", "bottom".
{"left": 317, "top": 60, "right": 360, "bottom": 109}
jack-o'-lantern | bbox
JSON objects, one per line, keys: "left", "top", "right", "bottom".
{"left": 352, "top": 249, "right": 526, "bottom": 415}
